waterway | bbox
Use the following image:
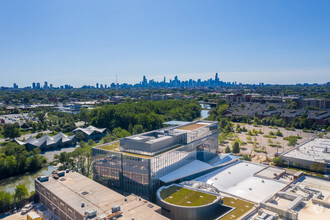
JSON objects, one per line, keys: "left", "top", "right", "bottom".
{"left": 0, "top": 165, "right": 56, "bottom": 194}
{"left": 0, "top": 145, "right": 77, "bottom": 194}
{"left": 200, "top": 103, "right": 211, "bottom": 119}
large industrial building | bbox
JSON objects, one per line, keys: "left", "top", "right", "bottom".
{"left": 92, "top": 120, "right": 219, "bottom": 200}
{"left": 35, "top": 171, "right": 168, "bottom": 220}
{"left": 281, "top": 138, "right": 330, "bottom": 174}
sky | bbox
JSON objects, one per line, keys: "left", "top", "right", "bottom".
{"left": 0, "top": 0, "right": 329, "bottom": 87}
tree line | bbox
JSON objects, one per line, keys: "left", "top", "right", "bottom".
{"left": 80, "top": 99, "right": 202, "bottom": 133}
{"left": 0, "top": 142, "right": 47, "bottom": 179}
{"left": 0, "top": 184, "right": 35, "bottom": 214}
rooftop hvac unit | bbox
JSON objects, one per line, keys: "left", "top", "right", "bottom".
{"left": 38, "top": 176, "right": 49, "bottom": 182}
{"left": 85, "top": 209, "right": 97, "bottom": 218}
{"left": 112, "top": 205, "right": 121, "bottom": 213}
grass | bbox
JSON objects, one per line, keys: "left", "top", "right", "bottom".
{"left": 98, "top": 142, "right": 120, "bottom": 151}
{"left": 263, "top": 135, "right": 277, "bottom": 139}
{"left": 220, "top": 197, "right": 254, "bottom": 220}
{"left": 19, "top": 129, "right": 32, "bottom": 135}
{"left": 269, "top": 144, "right": 281, "bottom": 147}
{"left": 178, "top": 124, "right": 205, "bottom": 131}
{"left": 283, "top": 135, "right": 302, "bottom": 140}
{"left": 160, "top": 185, "right": 217, "bottom": 207}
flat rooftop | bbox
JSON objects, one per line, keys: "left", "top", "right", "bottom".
{"left": 36, "top": 172, "right": 167, "bottom": 219}
{"left": 159, "top": 185, "right": 218, "bottom": 206}
{"left": 283, "top": 138, "right": 330, "bottom": 163}
{"left": 286, "top": 176, "right": 330, "bottom": 220}
{"left": 95, "top": 120, "right": 218, "bottom": 157}
{"left": 195, "top": 161, "right": 288, "bottom": 203}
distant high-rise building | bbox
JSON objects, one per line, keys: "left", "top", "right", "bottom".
{"left": 215, "top": 73, "right": 219, "bottom": 83}
{"left": 142, "top": 75, "right": 148, "bottom": 86}
{"left": 44, "top": 81, "right": 48, "bottom": 89}
{"left": 13, "top": 83, "right": 18, "bottom": 89}
{"left": 96, "top": 83, "right": 99, "bottom": 89}
{"left": 100, "top": 84, "right": 103, "bottom": 89}
{"left": 32, "top": 82, "right": 36, "bottom": 89}
{"left": 37, "top": 82, "right": 41, "bottom": 89}
{"left": 50, "top": 84, "right": 53, "bottom": 89}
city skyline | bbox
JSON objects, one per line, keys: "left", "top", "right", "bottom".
{"left": 0, "top": 0, "right": 329, "bottom": 87}
{"left": 4, "top": 72, "right": 330, "bottom": 90}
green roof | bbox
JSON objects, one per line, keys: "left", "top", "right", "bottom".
{"left": 219, "top": 197, "right": 254, "bottom": 220}
{"left": 160, "top": 185, "right": 217, "bottom": 207}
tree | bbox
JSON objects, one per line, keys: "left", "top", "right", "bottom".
{"left": 87, "top": 139, "right": 95, "bottom": 146}
{"left": 272, "top": 157, "right": 285, "bottom": 166}
{"left": 275, "top": 130, "right": 283, "bottom": 137}
{"left": 0, "top": 191, "right": 13, "bottom": 213}
{"left": 132, "top": 124, "right": 144, "bottom": 135}
{"left": 14, "top": 184, "right": 28, "bottom": 204}
{"left": 242, "top": 154, "right": 251, "bottom": 161}
{"left": 76, "top": 132, "right": 85, "bottom": 141}
{"left": 112, "top": 127, "right": 131, "bottom": 139}
{"left": 36, "top": 132, "right": 43, "bottom": 139}
{"left": 310, "top": 162, "right": 325, "bottom": 173}
{"left": 288, "top": 137, "right": 298, "bottom": 146}
{"left": 36, "top": 112, "right": 46, "bottom": 123}
{"left": 3, "top": 124, "right": 21, "bottom": 139}
{"left": 79, "top": 107, "right": 89, "bottom": 123}
{"left": 225, "top": 146, "right": 231, "bottom": 153}
{"left": 232, "top": 141, "right": 240, "bottom": 154}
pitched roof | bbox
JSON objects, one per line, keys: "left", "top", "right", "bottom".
{"left": 73, "top": 125, "right": 106, "bottom": 135}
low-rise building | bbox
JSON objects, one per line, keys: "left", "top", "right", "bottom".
{"left": 35, "top": 171, "right": 167, "bottom": 220}
{"left": 281, "top": 138, "right": 330, "bottom": 174}
{"left": 73, "top": 125, "right": 107, "bottom": 141}
{"left": 15, "top": 132, "right": 76, "bottom": 151}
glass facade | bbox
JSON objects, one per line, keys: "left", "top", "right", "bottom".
{"left": 92, "top": 122, "right": 219, "bottom": 201}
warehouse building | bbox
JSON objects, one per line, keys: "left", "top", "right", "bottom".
{"left": 281, "top": 138, "right": 330, "bottom": 174}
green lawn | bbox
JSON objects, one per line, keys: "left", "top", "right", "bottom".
{"left": 160, "top": 185, "right": 217, "bottom": 207}
{"left": 98, "top": 142, "right": 120, "bottom": 151}
{"left": 220, "top": 197, "right": 254, "bottom": 220}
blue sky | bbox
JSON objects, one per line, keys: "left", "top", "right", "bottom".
{"left": 0, "top": 0, "right": 329, "bottom": 87}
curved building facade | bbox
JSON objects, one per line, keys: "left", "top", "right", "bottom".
{"left": 156, "top": 184, "right": 222, "bottom": 220}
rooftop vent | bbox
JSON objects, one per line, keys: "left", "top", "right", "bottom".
{"left": 81, "top": 202, "right": 85, "bottom": 208}
{"left": 81, "top": 191, "right": 89, "bottom": 195}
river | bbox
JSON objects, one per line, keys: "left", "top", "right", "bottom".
{"left": 200, "top": 103, "right": 211, "bottom": 119}
{"left": 0, "top": 165, "right": 56, "bottom": 194}
{"left": 0, "top": 145, "right": 77, "bottom": 194}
